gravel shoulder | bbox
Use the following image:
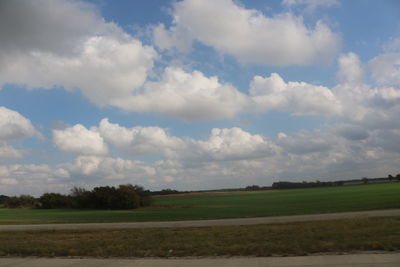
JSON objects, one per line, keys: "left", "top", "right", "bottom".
{"left": 1, "top": 253, "right": 400, "bottom": 267}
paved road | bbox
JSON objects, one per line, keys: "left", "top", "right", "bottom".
{"left": 1, "top": 209, "right": 399, "bottom": 231}
{"left": 1, "top": 253, "right": 400, "bottom": 267}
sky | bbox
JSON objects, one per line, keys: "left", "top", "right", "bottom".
{"left": 0, "top": 0, "right": 400, "bottom": 196}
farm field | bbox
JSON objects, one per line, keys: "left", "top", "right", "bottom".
{"left": 1, "top": 183, "right": 399, "bottom": 225}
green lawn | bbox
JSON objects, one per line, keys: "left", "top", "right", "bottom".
{"left": 1, "top": 183, "right": 399, "bottom": 224}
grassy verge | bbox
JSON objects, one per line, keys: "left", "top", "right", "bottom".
{"left": 1, "top": 183, "right": 400, "bottom": 224}
{"left": 1, "top": 216, "right": 399, "bottom": 257}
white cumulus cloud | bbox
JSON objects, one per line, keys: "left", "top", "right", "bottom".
{"left": 63, "top": 155, "right": 156, "bottom": 180}
{"left": 53, "top": 124, "right": 108, "bottom": 156}
{"left": 112, "top": 67, "right": 248, "bottom": 121}
{"left": 369, "top": 53, "right": 400, "bottom": 87}
{"left": 0, "top": 0, "right": 157, "bottom": 107}
{"left": 0, "top": 106, "right": 38, "bottom": 142}
{"left": 337, "top": 52, "right": 364, "bottom": 84}
{"left": 249, "top": 73, "right": 341, "bottom": 115}
{"left": 154, "top": 0, "right": 340, "bottom": 65}
{"left": 99, "top": 118, "right": 185, "bottom": 156}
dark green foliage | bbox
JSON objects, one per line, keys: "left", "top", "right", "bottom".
{"left": 39, "top": 193, "right": 71, "bottom": 209}
{"left": 0, "top": 195, "right": 9, "bottom": 205}
{"left": 151, "top": 189, "right": 181, "bottom": 195}
{"left": 129, "top": 184, "right": 152, "bottom": 206}
{"left": 114, "top": 185, "right": 140, "bottom": 209}
{"left": 245, "top": 185, "right": 272, "bottom": 191}
{"left": 4, "top": 195, "right": 37, "bottom": 208}
{"left": 70, "top": 187, "right": 92, "bottom": 209}
{"left": 272, "top": 181, "right": 340, "bottom": 189}
{"left": 37, "top": 184, "right": 151, "bottom": 210}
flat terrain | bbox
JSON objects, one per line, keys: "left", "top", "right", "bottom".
{"left": 1, "top": 183, "right": 399, "bottom": 224}
{"left": 2, "top": 254, "right": 400, "bottom": 267}
{"left": 1, "top": 209, "right": 399, "bottom": 231}
{"left": 0, "top": 216, "right": 399, "bottom": 257}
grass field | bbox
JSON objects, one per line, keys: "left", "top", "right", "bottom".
{"left": 1, "top": 183, "right": 399, "bottom": 224}
{"left": 1, "top": 216, "right": 399, "bottom": 257}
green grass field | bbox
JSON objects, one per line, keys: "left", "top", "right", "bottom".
{"left": 1, "top": 183, "right": 399, "bottom": 224}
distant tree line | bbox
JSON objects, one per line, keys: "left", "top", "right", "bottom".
{"left": 244, "top": 185, "right": 272, "bottom": 191}
{"left": 271, "top": 174, "right": 400, "bottom": 190}
{"left": 1, "top": 184, "right": 152, "bottom": 210}
{"left": 271, "top": 181, "right": 342, "bottom": 189}
{"left": 150, "top": 188, "right": 183, "bottom": 195}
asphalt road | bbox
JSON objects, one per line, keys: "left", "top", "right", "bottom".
{"left": 1, "top": 253, "right": 400, "bottom": 267}
{"left": 1, "top": 209, "right": 399, "bottom": 231}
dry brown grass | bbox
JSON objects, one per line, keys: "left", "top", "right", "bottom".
{"left": 1, "top": 216, "right": 399, "bottom": 258}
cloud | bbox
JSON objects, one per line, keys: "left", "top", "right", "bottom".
{"left": 4, "top": 117, "right": 400, "bottom": 195}
{"left": 276, "top": 131, "right": 332, "bottom": 155}
{"left": 0, "top": 0, "right": 157, "bottom": 107}
{"left": 99, "top": 118, "right": 185, "bottom": 156}
{"left": 0, "top": 36, "right": 156, "bottom": 107}
{"left": 53, "top": 124, "right": 108, "bottom": 156}
{"left": 369, "top": 129, "right": 400, "bottom": 153}
{"left": 0, "top": 106, "right": 38, "bottom": 142}
{"left": 334, "top": 52, "right": 400, "bottom": 127}
{"left": 0, "top": 145, "right": 26, "bottom": 159}
{"left": 337, "top": 53, "right": 364, "bottom": 84}
{"left": 189, "top": 127, "right": 277, "bottom": 162}
{"left": 334, "top": 124, "right": 369, "bottom": 141}
{"left": 369, "top": 53, "right": 400, "bottom": 87}
{"left": 96, "top": 118, "right": 277, "bottom": 163}
{"left": 282, "top": 0, "right": 339, "bottom": 12}
{"left": 111, "top": 67, "right": 248, "bottom": 121}
{"left": 154, "top": 0, "right": 340, "bottom": 65}
{"left": 0, "top": 163, "right": 70, "bottom": 196}
{"left": 383, "top": 38, "right": 400, "bottom": 52}
{"left": 0, "top": 0, "right": 342, "bottom": 121}
{"left": 62, "top": 155, "right": 156, "bottom": 180}
{"left": 0, "top": 0, "right": 110, "bottom": 57}
{"left": 249, "top": 73, "right": 341, "bottom": 115}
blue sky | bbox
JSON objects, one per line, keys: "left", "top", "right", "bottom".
{"left": 0, "top": 0, "right": 399, "bottom": 196}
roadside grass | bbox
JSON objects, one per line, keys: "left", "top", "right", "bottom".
{"left": 1, "top": 183, "right": 399, "bottom": 224}
{"left": 0, "top": 216, "right": 399, "bottom": 257}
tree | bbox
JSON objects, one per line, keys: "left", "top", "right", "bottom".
{"left": 4, "top": 196, "right": 22, "bottom": 208}
{"left": 39, "top": 193, "right": 71, "bottom": 209}
{"left": 0, "top": 195, "right": 10, "bottom": 205}
{"left": 4, "top": 195, "right": 37, "bottom": 208}
{"left": 129, "top": 184, "right": 152, "bottom": 206}
{"left": 115, "top": 185, "right": 140, "bottom": 209}
{"left": 70, "top": 187, "right": 92, "bottom": 209}
{"left": 91, "top": 186, "right": 117, "bottom": 209}
{"left": 362, "top": 177, "right": 368, "bottom": 184}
